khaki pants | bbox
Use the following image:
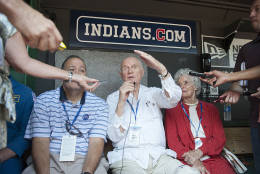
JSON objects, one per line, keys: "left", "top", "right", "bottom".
{"left": 110, "top": 154, "right": 200, "bottom": 174}
{"left": 22, "top": 153, "right": 109, "bottom": 174}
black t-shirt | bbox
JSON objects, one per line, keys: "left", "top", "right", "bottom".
{"left": 233, "top": 33, "right": 260, "bottom": 127}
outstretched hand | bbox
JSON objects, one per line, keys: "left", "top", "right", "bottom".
{"left": 8, "top": 1, "right": 62, "bottom": 52}
{"left": 200, "top": 70, "right": 230, "bottom": 87}
{"left": 73, "top": 74, "right": 100, "bottom": 92}
{"left": 134, "top": 50, "right": 167, "bottom": 75}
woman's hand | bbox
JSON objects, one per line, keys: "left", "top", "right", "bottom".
{"left": 182, "top": 149, "right": 203, "bottom": 165}
{"left": 193, "top": 160, "right": 210, "bottom": 174}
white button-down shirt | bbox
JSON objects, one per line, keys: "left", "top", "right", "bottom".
{"left": 106, "top": 76, "right": 182, "bottom": 169}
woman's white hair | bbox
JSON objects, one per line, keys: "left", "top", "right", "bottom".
{"left": 174, "top": 68, "right": 201, "bottom": 96}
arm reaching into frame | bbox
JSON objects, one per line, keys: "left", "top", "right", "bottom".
{"left": 201, "top": 66, "right": 260, "bottom": 87}
{"left": 0, "top": 0, "right": 62, "bottom": 52}
{"left": 5, "top": 32, "right": 99, "bottom": 92}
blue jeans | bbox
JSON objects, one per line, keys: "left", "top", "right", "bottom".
{"left": 251, "top": 127, "right": 260, "bottom": 174}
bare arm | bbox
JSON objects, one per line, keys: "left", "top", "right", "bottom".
{"left": 32, "top": 137, "right": 50, "bottom": 174}
{"left": 203, "top": 66, "right": 260, "bottom": 87}
{"left": 5, "top": 32, "right": 99, "bottom": 91}
{"left": 228, "top": 66, "right": 260, "bottom": 81}
{"left": 0, "top": 0, "right": 62, "bottom": 51}
{"left": 218, "top": 66, "right": 260, "bottom": 101}
{"left": 82, "top": 137, "right": 104, "bottom": 174}
{"left": 229, "top": 81, "right": 243, "bottom": 93}
{"left": 0, "top": 148, "right": 16, "bottom": 163}
{"left": 134, "top": 50, "right": 170, "bottom": 97}
{"left": 5, "top": 32, "right": 69, "bottom": 79}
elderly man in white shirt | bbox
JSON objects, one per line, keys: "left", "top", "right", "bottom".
{"left": 106, "top": 50, "right": 200, "bottom": 174}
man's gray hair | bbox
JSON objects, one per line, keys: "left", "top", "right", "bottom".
{"left": 174, "top": 68, "right": 201, "bottom": 96}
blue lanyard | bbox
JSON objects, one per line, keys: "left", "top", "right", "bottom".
{"left": 181, "top": 101, "right": 202, "bottom": 138}
{"left": 126, "top": 99, "right": 140, "bottom": 122}
{"left": 62, "top": 103, "right": 83, "bottom": 128}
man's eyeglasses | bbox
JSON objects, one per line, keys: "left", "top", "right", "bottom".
{"left": 65, "top": 120, "right": 83, "bottom": 138}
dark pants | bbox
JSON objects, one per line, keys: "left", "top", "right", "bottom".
{"left": 0, "top": 157, "right": 23, "bottom": 174}
{"left": 251, "top": 127, "right": 260, "bottom": 173}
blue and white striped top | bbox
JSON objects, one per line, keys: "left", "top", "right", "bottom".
{"left": 25, "top": 87, "right": 109, "bottom": 156}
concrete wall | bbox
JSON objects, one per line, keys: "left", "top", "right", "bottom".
{"left": 55, "top": 50, "right": 148, "bottom": 99}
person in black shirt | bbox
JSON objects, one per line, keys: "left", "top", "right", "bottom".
{"left": 203, "top": 0, "right": 260, "bottom": 173}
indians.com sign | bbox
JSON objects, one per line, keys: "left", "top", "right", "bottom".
{"left": 70, "top": 10, "right": 197, "bottom": 54}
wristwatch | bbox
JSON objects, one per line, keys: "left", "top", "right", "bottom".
{"left": 158, "top": 71, "right": 169, "bottom": 79}
{"left": 68, "top": 71, "right": 73, "bottom": 82}
{"left": 81, "top": 172, "right": 91, "bottom": 174}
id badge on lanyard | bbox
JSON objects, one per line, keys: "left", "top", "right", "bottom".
{"left": 60, "top": 101, "right": 83, "bottom": 161}
{"left": 181, "top": 102, "right": 203, "bottom": 150}
{"left": 194, "top": 137, "right": 203, "bottom": 149}
{"left": 127, "top": 126, "right": 141, "bottom": 146}
{"left": 59, "top": 135, "right": 77, "bottom": 161}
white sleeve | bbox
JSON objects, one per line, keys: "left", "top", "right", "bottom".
{"left": 106, "top": 94, "right": 129, "bottom": 143}
{"left": 153, "top": 74, "right": 182, "bottom": 109}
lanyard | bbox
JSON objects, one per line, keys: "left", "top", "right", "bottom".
{"left": 126, "top": 99, "right": 140, "bottom": 122}
{"left": 181, "top": 101, "right": 202, "bottom": 138}
{"left": 62, "top": 103, "right": 83, "bottom": 128}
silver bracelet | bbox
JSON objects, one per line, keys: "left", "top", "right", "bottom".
{"left": 68, "top": 71, "right": 73, "bottom": 82}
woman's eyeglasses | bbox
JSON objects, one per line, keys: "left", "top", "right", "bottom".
{"left": 65, "top": 120, "right": 83, "bottom": 137}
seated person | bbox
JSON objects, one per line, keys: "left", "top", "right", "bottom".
{"left": 165, "top": 68, "right": 235, "bottom": 174}
{"left": 0, "top": 75, "right": 34, "bottom": 174}
{"left": 24, "top": 55, "right": 109, "bottom": 174}
{"left": 106, "top": 50, "right": 200, "bottom": 174}
{"left": 0, "top": 13, "right": 98, "bottom": 150}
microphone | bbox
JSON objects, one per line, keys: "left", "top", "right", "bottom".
{"left": 188, "top": 71, "right": 207, "bottom": 78}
